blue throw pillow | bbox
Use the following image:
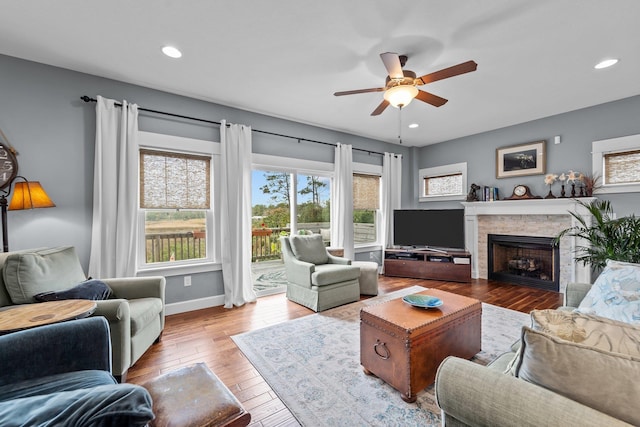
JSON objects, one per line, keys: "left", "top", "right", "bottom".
{"left": 576, "top": 259, "right": 640, "bottom": 324}
{"left": 34, "top": 280, "right": 112, "bottom": 302}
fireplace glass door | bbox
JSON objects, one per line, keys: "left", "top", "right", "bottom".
{"left": 488, "top": 234, "right": 560, "bottom": 292}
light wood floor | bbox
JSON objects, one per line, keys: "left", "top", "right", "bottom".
{"left": 127, "top": 276, "right": 563, "bottom": 427}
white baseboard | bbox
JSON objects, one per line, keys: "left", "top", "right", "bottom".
{"left": 165, "top": 295, "right": 225, "bottom": 315}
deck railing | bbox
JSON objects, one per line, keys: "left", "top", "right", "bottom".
{"left": 145, "top": 231, "right": 206, "bottom": 263}
{"left": 145, "top": 223, "right": 376, "bottom": 263}
{"left": 252, "top": 227, "right": 289, "bottom": 262}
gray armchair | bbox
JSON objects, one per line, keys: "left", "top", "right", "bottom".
{"left": 0, "top": 246, "right": 165, "bottom": 382}
{"left": 280, "top": 234, "right": 360, "bottom": 312}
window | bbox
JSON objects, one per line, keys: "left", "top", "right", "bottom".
{"left": 353, "top": 173, "right": 380, "bottom": 244}
{"left": 593, "top": 134, "right": 640, "bottom": 194}
{"left": 137, "top": 131, "right": 217, "bottom": 270}
{"left": 424, "top": 173, "right": 462, "bottom": 196}
{"left": 252, "top": 154, "right": 333, "bottom": 254}
{"left": 604, "top": 150, "right": 640, "bottom": 184}
{"left": 419, "top": 162, "right": 467, "bottom": 201}
{"left": 140, "top": 150, "right": 211, "bottom": 264}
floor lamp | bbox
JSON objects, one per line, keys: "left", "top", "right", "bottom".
{"left": 1, "top": 178, "right": 55, "bottom": 252}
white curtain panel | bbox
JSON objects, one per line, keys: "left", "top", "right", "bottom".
{"left": 219, "top": 120, "right": 257, "bottom": 308}
{"left": 330, "top": 143, "right": 354, "bottom": 259}
{"left": 381, "top": 152, "right": 402, "bottom": 253}
{"left": 88, "top": 96, "right": 139, "bottom": 278}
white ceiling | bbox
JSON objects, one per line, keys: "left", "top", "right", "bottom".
{"left": 2, "top": 1, "right": 639, "bottom": 147}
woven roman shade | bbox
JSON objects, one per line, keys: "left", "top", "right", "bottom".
{"left": 353, "top": 174, "right": 380, "bottom": 210}
{"left": 604, "top": 149, "right": 640, "bottom": 185}
{"left": 140, "top": 149, "right": 210, "bottom": 209}
{"left": 424, "top": 173, "right": 462, "bottom": 196}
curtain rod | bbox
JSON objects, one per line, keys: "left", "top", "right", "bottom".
{"left": 80, "top": 96, "right": 391, "bottom": 157}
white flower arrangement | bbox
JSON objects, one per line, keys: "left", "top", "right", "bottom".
{"left": 567, "top": 170, "right": 580, "bottom": 183}
{"left": 544, "top": 173, "right": 558, "bottom": 185}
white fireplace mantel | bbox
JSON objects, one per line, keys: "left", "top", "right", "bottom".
{"left": 462, "top": 198, "right": 595, "bottom": 290}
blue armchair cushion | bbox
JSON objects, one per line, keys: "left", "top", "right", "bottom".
{"left": 34, "top": 279, "right": 112, "bottom": 302}
{"left": 289, "top": 235, "right": 328, "bottom": 265}
{"left": 0, "top": 370, "right": 116, "bottom": 402}
{"left": 0, "top": 383, "right": 154, "bottom": 427}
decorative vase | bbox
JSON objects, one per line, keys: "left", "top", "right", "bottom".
{"left": 571, "top": 183, "right": 576, "bottom": 197}
{"left": 544, "top": 185, "right": 556, "bottom": 199}
{"left": 560, "top": 184, "right": 566, "bottom": 197}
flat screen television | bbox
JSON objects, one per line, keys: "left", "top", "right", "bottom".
{"left": 393, "top": 209, "right": 465, "bottom": 250}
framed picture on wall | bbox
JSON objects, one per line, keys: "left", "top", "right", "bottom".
{"left": 496, "top": 140, "right": 546, "bottom": 178}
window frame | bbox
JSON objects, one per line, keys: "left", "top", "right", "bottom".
{"left": 418, "top": 162, "right": 467, "bottom": 202}
{"left": 137, "top": 131, "right": 220, "bottom": 275}
{"left": 593, "top": 134, "right": 640, "bottom": 194}
{"left": 352, "top": 162, "right": 383, "bottom": 250}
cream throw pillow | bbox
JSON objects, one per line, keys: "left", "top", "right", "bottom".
{"left": 514, "top": 326, "right": 640, "bottom": 426}
{"left": 530, "top": 309, "right": 640, "bottom": 356}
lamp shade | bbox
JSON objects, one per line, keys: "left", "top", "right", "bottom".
{"left": 383, "top": 85, "right": 418, "bottom": 108}
{"left": 8, "top": 181, "right": 56, "bottom": 210}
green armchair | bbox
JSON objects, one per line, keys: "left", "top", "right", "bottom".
{"left": 280, "top": 234, "right": 360, "bottom": 312}
{"left": 0, "top": 246, "right": 165, "bottom": 382}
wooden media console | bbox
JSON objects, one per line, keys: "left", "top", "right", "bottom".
{"left": 384, "top": 248, "right": 471, "bottom": 282}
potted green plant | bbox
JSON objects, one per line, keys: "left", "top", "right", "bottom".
{"left": 556, "top": 199, "right": 640, "bottom": 270}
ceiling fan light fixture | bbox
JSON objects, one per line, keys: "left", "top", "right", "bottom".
{"left": 161, "top": 45, "right": 182, "bottom": 59}
{"left": 594, "top": 58, "right": 618, "bottom": 69}
{"left": 384, "top": 85, "right": 418, "bottom": 108}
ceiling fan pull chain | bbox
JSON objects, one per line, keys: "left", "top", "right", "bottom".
{"left": 398, "top": 105, "right": 403, "bottom": 144}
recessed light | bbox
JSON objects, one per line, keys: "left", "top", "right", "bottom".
{"left": 408, "top": 123, "right": 419, "bottom": 129}
{"left": 162, "top": 46, "right": 182, "bottom": 59}
{"left": 594, "top": 58, "right": 618, "bottom": 69}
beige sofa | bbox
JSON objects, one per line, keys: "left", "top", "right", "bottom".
{"left": 434, "top": 282, "right": 637, "bottom": 426}
{"left": 0, "top": 247, "right": 165, "bottom": 382}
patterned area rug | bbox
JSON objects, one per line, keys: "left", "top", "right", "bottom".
{"left": 252, "top": 261, "right": 288, "bottom": 294}
{"left": 232, "top": 286, "right": 530, "bottom": 426}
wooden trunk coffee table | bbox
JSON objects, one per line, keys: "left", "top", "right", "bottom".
{"left": 360, "top": 289, "right": 481, "bottom": 402}
{"left": 0, "top": 300, "right": 97, "bottom": 334}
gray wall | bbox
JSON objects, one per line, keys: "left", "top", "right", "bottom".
{"left": 4, "top": 52, "right": 637, "bottom": 305}
{"left": 416, "top": 95, "right": 640, "bottom": 216}
{"left": 0, "top": 54, "right": 412, "bottom": 304}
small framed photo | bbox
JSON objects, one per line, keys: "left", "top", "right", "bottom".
{"left": 496, "top": 140, "right": 546, "bottom": 179}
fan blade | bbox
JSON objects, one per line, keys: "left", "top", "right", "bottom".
{"left": 417, "top": 60, "right": 478, "bottom": 85}
{"left": 334, "top": 87, "right": 385, "bottom": 96}
{"left": 415, "top": 90, "right": 448, "bottom": 107}
{"left": 371, "top": 100, "right": 390, "bottom": 116}
{"left": 380, "top": 52, "right": 404, "bottom": 79}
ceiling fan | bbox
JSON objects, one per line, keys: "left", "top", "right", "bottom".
{"left": 334, "top": 52, "right": 477, "bottom": 116}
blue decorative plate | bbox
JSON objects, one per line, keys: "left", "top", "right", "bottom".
{"left": 402, "top": 294, "right": 444, "bottom": 309}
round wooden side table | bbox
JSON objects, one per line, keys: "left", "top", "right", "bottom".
{"left": 0, "top": 300, "right": 97, "bottom": 334}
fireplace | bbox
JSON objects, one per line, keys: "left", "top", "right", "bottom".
{"left": 488, "top": 234, "right": 559, "bottom": 292}
{"left": 462, "top": 199, "right": 594, "bottom": 295}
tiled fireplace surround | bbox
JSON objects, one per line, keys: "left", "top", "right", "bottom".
{"left": 462, "top": 198, "right": 595, "bottom": 295}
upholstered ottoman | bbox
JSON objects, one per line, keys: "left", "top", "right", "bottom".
{"left": 142, "top": 363, "right": 251, "bottom": 427}
{"left": 352, "top": 261, "right": 379, "bottom": 296}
